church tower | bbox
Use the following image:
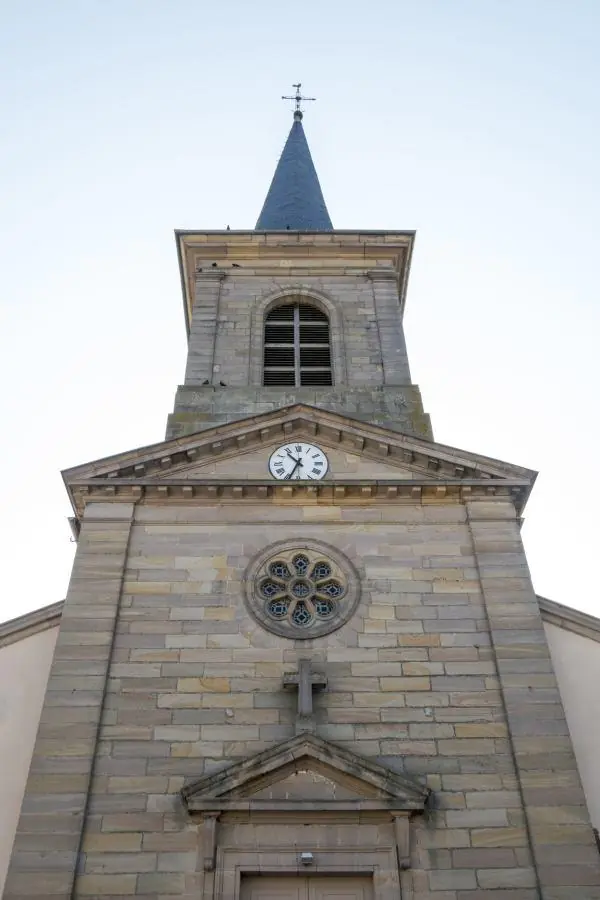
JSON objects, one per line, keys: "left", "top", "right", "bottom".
{"left": 5, "top": 94, "right": 600, "bottom": 899}
{"left": 167, "top": 92, "right": 430, "bottom": 442}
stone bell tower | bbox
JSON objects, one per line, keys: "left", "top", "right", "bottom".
{"left": 167, "top": 90, "right": 431, "bottom": 441}
{"left": 5, "top": 89, "right": 600, "bottom": 900}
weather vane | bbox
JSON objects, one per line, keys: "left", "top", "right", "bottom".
{"left": 282, "top": 82, "right": 316, "bottom": 119}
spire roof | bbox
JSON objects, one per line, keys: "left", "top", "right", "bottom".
{"left": 256, "top": 110, "right": 333, "bottom": 231}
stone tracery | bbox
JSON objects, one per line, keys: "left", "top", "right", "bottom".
{"left": 245, "top": 540, "right": 359, "bottom": 639}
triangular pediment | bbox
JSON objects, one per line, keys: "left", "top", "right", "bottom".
{"left": 63, "top": 404, "right": 536, "bottom": 516}
{"left": 181, "top": 732, "right": 429, "bottom": 813}
{"left": 167, "top": 439, "right": 431, "bottom": 481}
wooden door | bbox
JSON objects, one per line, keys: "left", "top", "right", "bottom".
{"left": 309, "top": 876, "right": 373, "bottom": 900}
{"left": 240, "top": 875, "right": 373, "bottom": 900}
{"left": 240, "top": 876, "right": 304, "bottom": 900}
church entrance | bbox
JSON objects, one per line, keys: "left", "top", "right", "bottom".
{"left": 240, "top": 875, "right": 373, "bottom": 900}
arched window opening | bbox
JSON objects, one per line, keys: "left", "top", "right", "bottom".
{"left": 263, "top": 303, "right": 332, "bottom": 386}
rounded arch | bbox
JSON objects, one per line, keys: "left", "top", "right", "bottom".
{"left": 250, "top": 286, "right": 347, "bottom": 387}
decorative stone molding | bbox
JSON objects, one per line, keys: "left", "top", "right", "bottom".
{"left": 0, "top": 601, "right": 62, "bottom": 649}
{"left": 66, "top": 478, "right": 530, "bottom": 520}
{"left": 181, "top": 733, "right": 429, "bottom": 881}
{"left": 62, "top": 404, "right": 536, "bottom": 518}
{"left": 538, "top": 595, "right": 600, "bottom": 643}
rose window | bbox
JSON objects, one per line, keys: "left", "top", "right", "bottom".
{"left": 245, "top": 541, "right": 360, "bottom": 639}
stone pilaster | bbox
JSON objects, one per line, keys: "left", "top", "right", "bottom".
{"left": 183, "top": 272, "right": 226, "bottom": 387}
{"left": 3, "top": 502, "right": 134, "bottom": 899}
{"left": 368, "top": 270, "right": 412, "bottom": 384}
{"left": 467, "top": 499, "right": 600, "bottom": 898}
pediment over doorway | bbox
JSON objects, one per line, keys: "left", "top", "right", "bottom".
{"left": 181, "top": 732, "right": 429, "bottom": 813}
{"left": 181, "top": 733, "right": 429, "bottom": 873}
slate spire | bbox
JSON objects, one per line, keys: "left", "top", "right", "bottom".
{"left": 255, "top": 105, "right": 333, "bottom": 231}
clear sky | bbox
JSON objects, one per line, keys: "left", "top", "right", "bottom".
{"left": 1, "top": 1, "right": 598, "bottom": 620}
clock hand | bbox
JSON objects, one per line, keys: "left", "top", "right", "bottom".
{"left": 284, "top": 460, "right": 300, "bottom": 480}
{"left": 286, "top": 450, "right": 301, "bottom": 464}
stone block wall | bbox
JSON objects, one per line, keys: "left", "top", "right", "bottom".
{"left": 5, "top": 497, "right": 600, "bottom": 897}
{"left": 183, "top": 274, "right": 411, "bottom": 390}
{"left": 166, "top": 384, "right": 432, "bottom": 441}
{"left": 169, "top": 271, "right": 432, "bottom": 440}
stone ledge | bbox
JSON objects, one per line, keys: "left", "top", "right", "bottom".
{"left": 538, "top": 595, "right": 600, "bottom": 644}
{"left": 0, "top": 600, "right": 63, "bottom": 649}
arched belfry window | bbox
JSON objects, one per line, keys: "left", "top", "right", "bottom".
{"left": 263, "top": 303, "right": 332, "bottom": 386}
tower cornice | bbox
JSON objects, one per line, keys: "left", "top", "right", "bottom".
{"left": 175, "top": 229, "right": 416, "bottom": 335}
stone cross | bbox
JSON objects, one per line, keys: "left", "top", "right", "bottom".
{"left": 283, "top": 658, "right": 327, "bottom": 733}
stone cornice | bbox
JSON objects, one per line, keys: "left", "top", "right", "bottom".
{"left": 0, "top": 600, "right": 63, "bottom": 649}
{"left": 67, "top": 478, "right": 531, "bottom": 519}
{"left": 538, "top": 595, "right": 600, "bottom": 644}
{"left": 175, "top": 230, "right": 416, "bottom": 333}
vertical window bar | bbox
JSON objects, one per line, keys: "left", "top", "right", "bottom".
{"left": 294, "top": 303, "right": 301, "bottom": 387}
{"left": 263, "top": 302, "right": 332, "bottom": 386}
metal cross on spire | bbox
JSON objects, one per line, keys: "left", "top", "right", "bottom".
{"left": 282, "top": 82, "right": 316, "bottom": 120}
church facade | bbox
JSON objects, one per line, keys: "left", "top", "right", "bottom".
{"left": 2, "top": 101, "right": 600, "bottom": 899}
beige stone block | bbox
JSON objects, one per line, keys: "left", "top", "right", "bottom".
{"left": 3, "top": 873, "right": 73, "bottom": 895}
{"left": 367, "top": 605, "right": 396, "bottom": 619}
{"left": 452, "top": 847, "right": 516, "bottom": 868}
{"left": 138, "top": 873, "right": 186, "bottom": 892}
{"left": 170, "top": 740, "right": 224, "bottom": 757}
{"left": 402, "top": 661, "right": 444, "bottom": 675}
{"left": 447, "top": 809, "right": 509, "bottom": 827}
{"left": 380, "top": 740, "right": 436, "bottom": 755}
{"left": 439, "top": 738, "right": 496, "bottom": 756}
{"left": 420, "top": 828, "right": 470, "bottom": 849}
{"left": 432, "top": 580, "right": 481, "bottom": 593}
{"left": 471, "top": 827, "right": 529, "bottom": 848}
{"left": 405, "top": 692, "right": 450, "bottom": 707}
{"left": 81, "top": 833, "right": 142, "bottom": 851}
{"left": 83, "top": 852, "right": 157, "bottom": 873}
{"left": 328, "top": 707, "right": 381, "bottom": 724}
{"left": 527, "top": 806, "right": 590, "bottom": 825}
{"left": 443, "top": 775, "right": 504, "bottom": 791}
{"left": 142, "top": 831, "right": 198, "bottom": 850}
{"left": 122, "top": 581, "right": 172, "bottom": 594}
{"left": 455, "top": 723, "right": 508, "bottom": 738}
{"left": 380, "top": 676, "right": 431, "bottom": 691}
{"left": 476, "top": 867, "right": 537, "bottom": 889}
{"left": 353, "top": 692, "right": 405, "bottom": 707}
{"left": 207, "top": 634, "right": 251, "bottom": 648}
{"left": 26, "top": 774, "right": 89, "bottom": 794}
{"left": 100, "top": 813, "right": 165, "bottom": 831}
{"left": 76, "top": 874, "right": 137, "bottom": 894}
{"left": 465, "top": 791, "right": 521, "bottom": 809}
{"left": 398, "top": 634, "right": 441, "bottom": 646}
{"left": 156, "top": 850, "right": 198, "bottom": 871}
{"left": 177, "top": 677, "right": 230, "bottom": 692}
{"left": 201, "top": 725, "right": 260, "bottom": 741}
{"left": 129, "top": 649, "right": 179, "bottom": 662}
{"left": 409, "top": 723, "right": 454, "bottom": 739}
{"left": 429, "top": 869, "right": 477, "bottom": 890}
{"left": 157, "top": 692, "right": 251, "bottom": 709}
{"left": 204, "top": 606, "right": 236, "bottom": 620}
{"left": 107, "top": 776, "right": 169, "bottom": 793}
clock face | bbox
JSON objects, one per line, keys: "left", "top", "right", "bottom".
{"left": 268, "top": 443, "right": 329, "bottom": 481}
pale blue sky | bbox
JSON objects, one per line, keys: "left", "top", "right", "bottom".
{"left": 1, "top": 1, "right": 598, "bottom": 619}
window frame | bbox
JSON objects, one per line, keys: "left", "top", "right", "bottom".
{"left": 263, "top": 303, "right": 333, "bottom": 387}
